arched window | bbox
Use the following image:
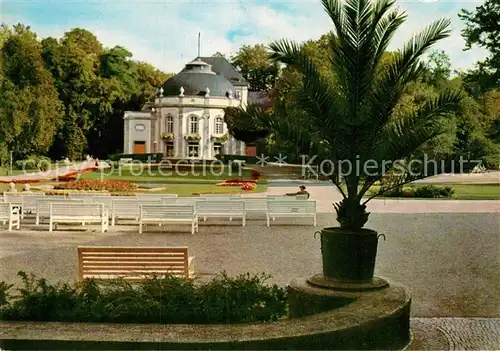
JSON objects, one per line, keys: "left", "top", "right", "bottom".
{"left": 166, "top": 115, "right": 173, "bottom": 133}
{"left": 215, "top": 117, "right": 223, "bottom": 134}
{"left": 189, "top": 116, "right": 198, "bottom": 134}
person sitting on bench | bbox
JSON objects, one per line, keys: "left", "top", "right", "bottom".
{"left": 285, "top": 185, "right": 310, "bottom": 199}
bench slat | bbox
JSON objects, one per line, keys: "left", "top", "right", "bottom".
{"left": 78, "top": 246, "right": 193, "bottom": 280}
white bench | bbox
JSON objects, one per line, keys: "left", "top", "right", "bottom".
{"left": 267, "top": 194, "right": 308, "bottom": 200}
{"left": 77, "top": 246, "right": 195, "bottom": 280}
{"left": 0, "top": 203, "right": 20, "bottom": 231}
{"left": 266, "top": 200, "right": 316, "bottom": 226}
{"left": 233, "top": 197, "right": 267, "bottom": 217}
{"left": 200, "top": 194, "right": 241, "bottom": 198}
{"left": 49, "top": 202, "right": 109, "bottom": 232}
{"left": 139, "top": 205, "right": 198, "bottom": 234}
{"left": 36, "top": 199, "right": 84, "bottom": 225}
{"left": 92, "top": 195, "right": 113, "bottom": 213}
{"left": 136, "top": 194, "right": 178, "bottom": 201}
{"left": 68, "top": 192, "right": 110, "bottom": 197}
{"left": 162, "top": 197, "right": 206, "bottom": 209}
{"left": 111, "top": 198, "right": 139, "bottom": 225}
{"left": 197, "top": 200, "right": 246, "bottom": 226}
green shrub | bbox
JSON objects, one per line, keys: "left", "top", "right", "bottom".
{"left": 0, "top": 271, "right": 288, "bottom": 324}
{"left": 14, "top": 155, "right": 52, "bottom": 171}
{"left": 383, "top": 185, "right": 454, "bottom": 198}
{"left": 412, "top": 185, "right": 454, "bottom": 198}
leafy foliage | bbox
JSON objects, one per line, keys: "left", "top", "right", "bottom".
{"left": 459, "top": 0, "right": 500, "bottom": 92}
{"left": 0, "top": 271, "right": 288, "bottom": 324}
{"left": 382, "top": 185, "right": 454, "bottom": 198}
{"left": 227, "top": 0, "right": 464, "bottom": 230}
{"left": 0, "top": 24, "right": 64, "bottom": 159}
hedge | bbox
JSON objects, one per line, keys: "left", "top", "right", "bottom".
{"left": 0, "top": 272, "right": 288, "bottom": 324}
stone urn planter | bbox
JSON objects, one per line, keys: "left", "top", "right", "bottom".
{"left": 318, "top": 228, "right": 383, "bottom": 282}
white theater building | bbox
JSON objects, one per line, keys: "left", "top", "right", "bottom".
{"left": 123, "top": 57, "right": 251, "bottom": 159}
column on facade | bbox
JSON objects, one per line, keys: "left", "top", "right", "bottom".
{"left": 207, "top": 115, "right": 212, "bottom": 160}
{"left": 150, "top": 116, "right": 155, "bottom": 154}
{"left": 179, "top": 114, "right": 185, "bottom": 158}
{"left": 158, "top": 112, "right": 163, "bottom": 154}
{"left": 199, "top": 116, "right": 205, "bottom": 159}
{"left": 123, "top": 119, "right": 130, "bottom": 154}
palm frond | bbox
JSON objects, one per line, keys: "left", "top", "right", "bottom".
{"left": 357, "top": 89, "right": 464, "bottom": 198}
{"left": 368, "top": 18, "right": 452, "bottom": 135}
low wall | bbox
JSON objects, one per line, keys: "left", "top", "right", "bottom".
{"left": 0, "top": 277, "right": 411, "bottom": 350}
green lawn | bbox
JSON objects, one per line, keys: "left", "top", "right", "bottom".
{"left": 80, "top": 167, "right": 260, "bottom": 184}
{"left": 366, "top": 184, "right": 500, "bottom": 200}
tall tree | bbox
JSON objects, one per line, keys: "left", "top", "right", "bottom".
{"left": 230, "top": 0, "right": 463, "bottom": 230}
{"left": 422, "top": 49, "right": 452, "bottom": 86}
{"left": 42, "top": 28, "right": 103, "bottom": 159}
{"left": 0, "top": 24, "right": 64, "bottom": 160}
{"left": 231, "top": 44, "right": 280, "bottom": 92}
{"left": 459, "top": 0, "right": 500, "bottom": 92}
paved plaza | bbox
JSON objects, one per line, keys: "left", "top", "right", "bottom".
{"left": 0, "top": 185, "right": 499, "bottom": 349}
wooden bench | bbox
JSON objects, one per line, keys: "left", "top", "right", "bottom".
{"left": 197, "top": 200, "right": 246, "bottom": 226}
{"left": 49, "top": 203, "right": 109, "bottom": 232}
{"left": 0, "top": 203, "right": 20, "bottom": 231}
{"left": 266, "top": 200, "right": 316, "bottom": 226}
{"left": 139, "top": 205, "right": 198, "bottom": 234}
{"left": 77, "top": 246, "right": 195, "bottom": 280}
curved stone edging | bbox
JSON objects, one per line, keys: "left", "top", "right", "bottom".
{"left": 0, "top": 277, "right": 411, "bottom": 350}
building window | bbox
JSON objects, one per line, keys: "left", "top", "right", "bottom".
{"left": 166, "top": 116, "right": 174, "bottom": 133}
{"left": 189, "top": 116, "right": 198, "bottom": 134}
{"left": 165, "top": 141, "right": 174, "bottom": 157}
{"left": 213, "top": 143, "right": 222, "bottom": 156}
{"left": 188, "top": 143, "right": 199, "bottom": 158}
{"left": 215, "top": 117, "right": 223, "bottom": 134}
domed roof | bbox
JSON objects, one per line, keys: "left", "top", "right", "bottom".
{"left": 161, "top": 58, "right": 235, "bottom": 97}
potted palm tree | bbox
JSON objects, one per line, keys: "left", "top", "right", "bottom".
{"left": 226, "top": 0, "right": 463, "bottom": 286}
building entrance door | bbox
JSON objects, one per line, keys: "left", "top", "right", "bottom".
{"left": 133, "top": 141, "right": 146, "bottom": 154}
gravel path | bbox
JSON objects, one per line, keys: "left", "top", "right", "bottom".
{"left": 1, "top": 212, "right": 498, "bottom": 318}
{"left": 409, "top": 318, "right": 500, "bottom": 350}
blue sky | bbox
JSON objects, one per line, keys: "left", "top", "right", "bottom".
{"left": 1, "top": 0, "right": 487, "bottom": 73}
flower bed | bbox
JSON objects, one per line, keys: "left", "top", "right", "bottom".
{"left": 43, "top": 190, "right": 137, "bottom": 196}
{"left": 55, "top": 180, "right": 138, "bottom": 192}
{"left": 215, "top": 179, "right": 257, "bottom": 191}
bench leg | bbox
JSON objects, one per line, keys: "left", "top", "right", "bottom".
{"left": 191, "top": 221, "right": 195, "bottom": 234}
{"left": 139, "top": 221, "right": 143, "bottom": 234}
{"left": 313, "top": 214, "right": 317, "bottom": 226}
{"left": 49, "top": 218, "right": 53, "bottom": 232}
{"left": 242, "top": 215, "right": 246, "bottom": 227}
{"left": 35, "top": 215, "right": 39, "bottom": 226}
{"left": 8, "top": 219, "right": 12, "bottom": 232}
{"left": 266, "top": 214, "right": 270, "bottom": 227}
{"left": 16, "top": 217, "right": 20, "bottom": 229}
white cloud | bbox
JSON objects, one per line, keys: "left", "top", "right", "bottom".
{"left": 2, "top": 0, "right": 488, "bottom": 74}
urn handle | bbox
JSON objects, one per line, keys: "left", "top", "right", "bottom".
{"left": 314, "top": 231, "right": 322, "bottom": 239}
{"left": 378, "top": 233, "right": 386, "bottom": 241}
